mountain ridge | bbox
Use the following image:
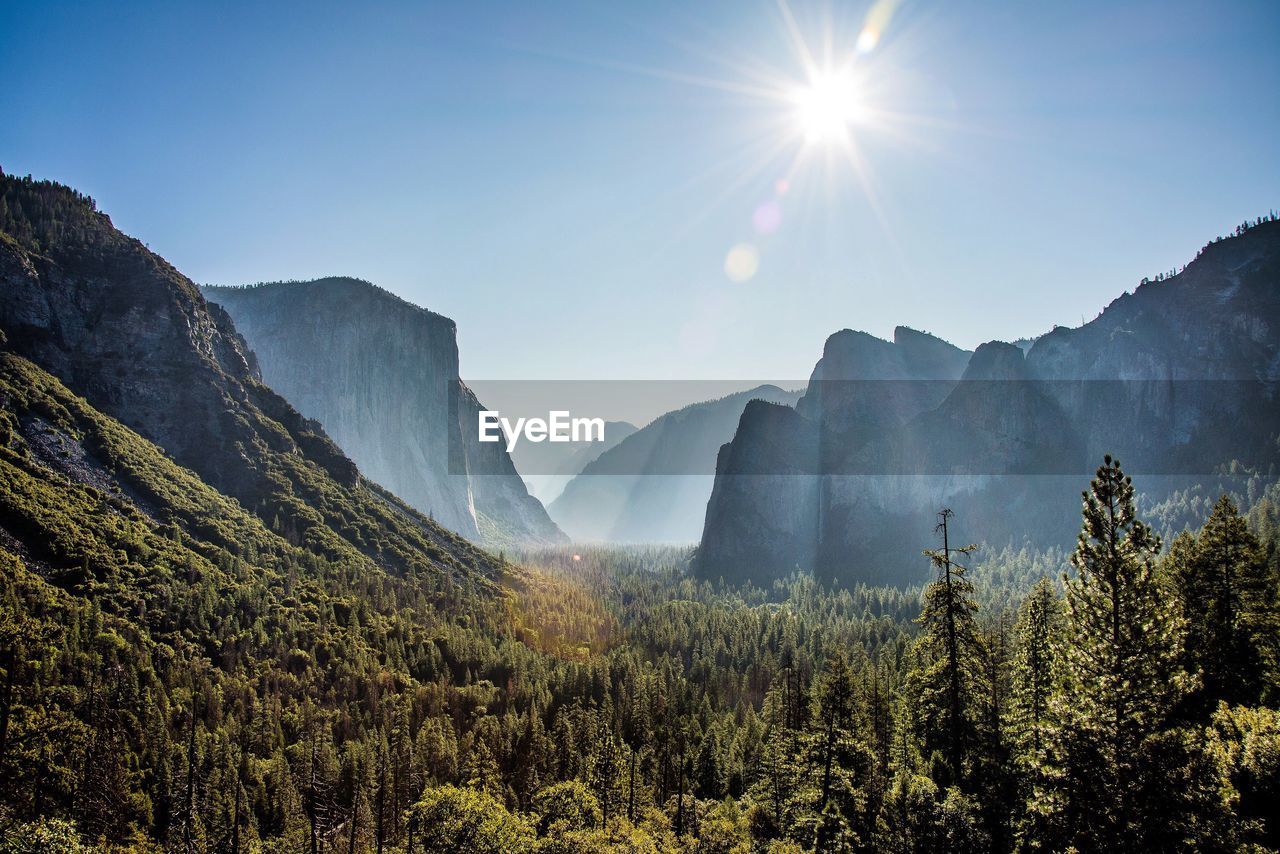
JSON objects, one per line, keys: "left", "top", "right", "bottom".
{"left": 0, "top": 170, "right": 503, "bottom": 580}
{"left": 697, "top": 216, "right": 1280, "bottom": 586}
{"left": 549, "top": 384, "right": 803, "bottom": 542}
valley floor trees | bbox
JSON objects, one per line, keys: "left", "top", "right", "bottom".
{"left": 2, "top": 457, "right": 1280, "bottom": 852}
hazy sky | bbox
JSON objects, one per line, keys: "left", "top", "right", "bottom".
{"left": 3, "top": 1, "right": 1277, "bottom": 381}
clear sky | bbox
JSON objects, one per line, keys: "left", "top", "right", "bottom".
{"left": 2, "top": 1, "right": 1277, "bottom": 381}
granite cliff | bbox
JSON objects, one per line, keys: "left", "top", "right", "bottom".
{"left": 549, "top": 385, "right": 802, "bottom": 542}
{"left": 697, "top": 221, "right": 1280, "bottom": 587}
{"left": 204, "top": 279, "right": 565, "bottom": 547}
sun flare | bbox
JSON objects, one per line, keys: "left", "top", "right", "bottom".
{"left": 792, "top": 70, "right": 865, "bottom": 145}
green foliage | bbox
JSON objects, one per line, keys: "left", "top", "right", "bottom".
{"left": 1167, "top": 495, "right": 1280, "bottom": 709}
{"left": 1036, "top": 456, "right": 1198, "bottom": 849}
{"left": 0, "top": 368, "right": 1276, "bottom": 854}
{"left": 0, "top": 816, "right": 89, "bottom": 854}
{"left": 907, "top": 510, "right": 983, "bottom": 789}
{"left": 533, "top": 781, "right": 602, "bottom": 835}
{"left": 1208, "top": 704, "right": 1280, "bottom": 848}
{"left": 0, "top": 170, "right": 102, "bottom": 255}
{"left": 406, "top": 784, "right": 535, "bottom": 853}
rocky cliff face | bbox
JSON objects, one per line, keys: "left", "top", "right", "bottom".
{"left": 204, "top": 279, "right": 565, "bottom": 547}
{"left": 0, "top": 172, "right": 502, "bottom": 578}
{"left": 696, "top": 329, "right": 971, "bottom": 584}
{"left": 697, "top": 222, "right": 1280, "bottom": 587}
{"left": 549, "top": 385, "right": 803, "bottom": 542}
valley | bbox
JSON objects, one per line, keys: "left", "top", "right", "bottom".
{"left": 1, "top": 175, "right": 1278, "bottom": 852}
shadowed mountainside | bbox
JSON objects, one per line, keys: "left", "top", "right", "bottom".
{"left": 698, "top": 221, "right": 1280, "bottom": 586}
{"left": 0, "top": 171, "right": 503, "bottom": 579}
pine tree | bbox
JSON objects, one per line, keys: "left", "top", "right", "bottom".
{"left": 808, "top": 650, "right": 873, "bottom": 852}
{"left": 909, "top": 509, "right": 983, "bottom": 790}
{"left": 694, "top": 727, "right": 725, "bottom": 799}
{"left": 1009, "top": 580, "right": 1059, "bottom": 761}
{"left": 461, "top": 735, "right": 503, "bottom": 798}
{"left": 591, "top": 706, "right": 624, "bottom": 824}
{"left": 974, "top": 611, "right": 1016, "bottom": 851}
{"left": 1039, "top": 456, "right": 1191, "bottom": 849}
{"left": 1008, "top": 579, "right": 1060, "bottom": 847}
{"left": 1170, "top": 494, "right": 1277, "bottom": 709}
{"left": 747, "top": 682, "right": 804, "bottom": 843}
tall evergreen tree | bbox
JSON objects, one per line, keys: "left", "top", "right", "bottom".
{"left": 1008, "top": 579, "right": 1060, "bottom": 848}
{"left": 1037, "top": 456, "right": 1192, "bottom": 850}
{"left": 974, "top": 611, "right": 1016, "bottom": 852}
{"left": 909, "top": 509, "right": 983, "bottom": 790}
{"left": 808, "top": 650, "right": 873, "bottom": 852}
{"left": 1170, "top": 494, "right": 1277, "bottom": 709}
{"left": 1009, "top": 580, "right": 1059, "bottom": 762}
{"left": 747, "top": 681, "right": 804, "bottom": 843}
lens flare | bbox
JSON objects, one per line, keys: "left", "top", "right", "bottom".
{"left": 753, "top": 200, "right": 782, "bottom": 235}
{"left": 858, "top": 0, "right": 900, "bottom": 54}
{"left": 724, "top": 243, "right": 760, "bottom": 282}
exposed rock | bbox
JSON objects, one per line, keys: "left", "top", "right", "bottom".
{"left": 0, "top": 173, "right": 501, "bottom": 578}
{"left": 698, "top": 221, "right": 1280, "bottom": 587}
{"left": 549, "top": 385, "right": 802, "bottom": 542}
{"left": 204, "top": 278, "right": 565, "bottom": 547}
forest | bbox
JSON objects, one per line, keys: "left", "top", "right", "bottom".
{"left": 2, "top": 389, "right": 1279, "bottom": 853}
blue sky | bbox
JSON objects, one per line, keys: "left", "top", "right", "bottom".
{"left": 2, "top": 0, "right": 1277, "bottom": 380}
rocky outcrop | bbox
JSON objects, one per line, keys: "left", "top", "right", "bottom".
{"left": 696, "top": 329, "right": 971, "bottom": 584}
{"left": 697, "top": 221, "right": 1280, "bottom": 587}
{"left": 698, "top": 399, "right": 821, "bottom": 579}
{"left": 204, "top": 278, "right": 565, "bottom": 547}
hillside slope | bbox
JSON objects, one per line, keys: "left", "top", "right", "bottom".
{"left": 0, "top": 172, "right": 496, "bottom": 578}
{"left": 0, "top": 342, "right": 526, "bottom": 840}
{"left": 510, "top": 419, "right": 637, "bottom": 505}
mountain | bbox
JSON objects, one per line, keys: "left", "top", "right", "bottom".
{"left": 697, "top": 221, "right": 1280, "bottom": 587}
{"left": 548, "top": 385, "right": 802, "bottom": 542}
{"left": 0, "top": 172, "right": 568, "bottom": 848}
{"left": 0, "top": 171, "right": 502, "bottom": 580}
{"left": 202, "top": 278, "right": 565, "bottom": 547}
{"left": 508, "top": 419, "right": 637, "bottom": 504}
{"left": 698, "top": 328, "right": 971, "bottom": 584}
{"left": 3, "top": 174, "right": 1277, "bottom": 853}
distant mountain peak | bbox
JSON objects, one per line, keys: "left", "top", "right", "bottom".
{"left": 961, "top": 340, "right": 1029, "bottom": 382}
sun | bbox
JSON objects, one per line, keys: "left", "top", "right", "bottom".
{"left": 791, "top": 69, "right": 866, "bottom": 145}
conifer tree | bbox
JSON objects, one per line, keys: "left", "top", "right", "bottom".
{"left": 1170, "top": 494, "right": 1277, "bottom": 709}
{"left": 747, "top": 681, "right": 804, "bottom": 843}
{"left": 974, "top": 611, "right": 1016, "bottom": 851}
{"left": 808, "top": 650, "right": 873, "bottom": 852}
{"left": 1039, "top": 456, "right": 1190, "bottom": 849}
{"left": 1008, "top": 578, "right": 1059, "bottom": 846}
{"left": 909, "top": 509, "right": 983, "bottom": 789}
{"left": 1009, "top": 579, "right": 1059, "bottom": 762}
